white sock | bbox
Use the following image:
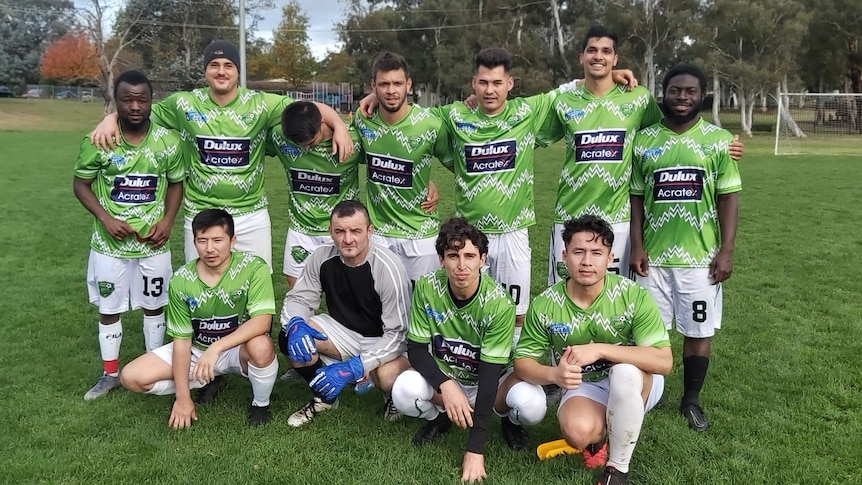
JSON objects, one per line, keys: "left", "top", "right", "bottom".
{"left": 146, "top": 379, "right": 204, "bottom": 395}
{"left": 606, "top": 364, "right": 646, "bottom": 474}
{"left": 142, "top": 313, "right": 166, "bottom": 352}
{"left": 98, "top": 320, "right": 123, "bottom": 376}
{"left": 391, "top": 369, "right": 439, "bottom": 420}
{"left": 504, "top": 381, "right": 547, "bottom": 425}
{"left": 247, "top": 358, "right": 278, "bottom": 407}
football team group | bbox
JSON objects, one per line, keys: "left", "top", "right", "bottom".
{"left": 74, "top": 24, "right": 742, "bottom": 485}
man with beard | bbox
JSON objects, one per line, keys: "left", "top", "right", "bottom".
{"left": 630, "top": 63, "right": 741, "bottom": 433}
{"left": 353, "top": 51, "right": 450, "bottom": 287}
{"left": 74, "top": 70, "right": 187, "bottom": 400}
{"left": 88, "top": 40, "right": 352, "bottom": 273}
{"left": 545, "top": 25, "right": 744, "bottom": 287}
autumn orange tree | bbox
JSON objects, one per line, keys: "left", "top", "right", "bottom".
{"left": 40, "top": 33, "right": 100, "bottom": 84}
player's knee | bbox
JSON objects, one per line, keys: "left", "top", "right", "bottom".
{"left": 244, "top": 334, "right": 275, "bottom": 366}
{"left": 372, "top": 358, "right": 407, "bottom": 393}
{"left": 608, "top": 363, "right": 643, "bottom": 400}
{"left": 560, "top": 416, "right": 603, "bottom": 450}
{"left": 391, "top": 369, "right": 433, "bottom": 417}
{"left": 505, "top": 381, "right": 547, "bottom": 426}
{"left": 119, "top": 366, "right": 145, "bottom": 393}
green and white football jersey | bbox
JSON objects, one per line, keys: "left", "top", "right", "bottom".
{"left": 74, "top": 123, "right": 188, "bottom": 258}
{"left": 550, "top": 83, "right": 663, "bottom": 224}
{"left": 166, "top": 251, "right": 275, "bottom": 351}
{"left": 354, "top": 105, "right": 453, "bottom": 239}
{"left": 151, "top": 87, "right": 291, "bottom": 217}
{"left": 433, "top": 95, "right": 558, "bottom": 234}
{"left": 515, "top": 274, "right": 670, "bottom": 382}
{"left": 268, "top": 127, "right": 362, "bottom": 235}
{"left": 408, "top": 270, "right": 516, "bottom": 385}
{"left": 631, "top": 118, "right": 742, "bottom": 268}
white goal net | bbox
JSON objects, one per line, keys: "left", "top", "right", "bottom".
{"left": 774, "top": 93, "right": 862, "bottom": 155}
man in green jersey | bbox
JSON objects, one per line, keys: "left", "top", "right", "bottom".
{"left": 359, "top": 49, "right": 638, "bottom": 339}
{"left": 74, "top": 70, "right": 186, "bottom": 401}
{"left": 120, "top": 209, "right": 279, "bottom": 427}
{"left": 268, "top": 100, "right": 363, "bottom": 289}
{"left": 631, "top": 64, "right": 741, "bottom": 433}
{"left": 546, "top": 25, "right": 664, "bottom": 284}
{"left": 392, "top": 217, "right": 534, "bottom": 483}
{"left": 513, "top": 215, "right": 672, "bottom": 485}
{"left": 354, "top": 51, "right": 451, "bottom": 286}
{"left": 547, "top": 25, "right": 744, "bottom": 286}
{"left": 89, "top": 40, "right": 353, "bottom": 271}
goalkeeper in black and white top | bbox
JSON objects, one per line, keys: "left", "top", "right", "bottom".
{"left": 278, "top": 199, "right": 413, "bottom": 427}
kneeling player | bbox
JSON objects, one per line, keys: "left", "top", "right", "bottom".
{"left": 391, "top": 217, "right": 534, "bottom": 484}
{"left": 513, "top": 215, "right": 671, "bottom": 485}
{"left": 120, "top": 209, "right": 278, "bottom": 427}
{"left": 278, "top": 200, "right": 412, "bottom": 426}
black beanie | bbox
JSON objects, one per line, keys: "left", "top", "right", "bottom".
{"left": 203, "top": 40, "right": 240, "bottom": 68}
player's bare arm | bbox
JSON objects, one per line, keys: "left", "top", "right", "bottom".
{"left": 358, "top": 92, "right": 378, "bottom": 118}
{"left": 629, "top": 194, "right": 649, "bottom": 277}
{"left": 420, "top": 180, "right": 439, "bottom": 213}
{"left": 570, "top": 343, "right": 672, "bottom": 376}
{"left": 710, "top": 192, "right": 739, "bottom": 284}
{"left": 513, "top": 347, "right": 583, "bottom": 390}
{"left": 73, "top": 176, "right": 135, "bottom": 240}
{"left": 313, "top": 102, "right": 354, "bottom": 162}
{"left": 89, "top": 112, "right": 121, "bottom": 151}
{"left": 461, "top": 451, "right": 487, "bottom": 483}
{"left": 192, "top": 313, "right": 271, "bottom": 384}
{"left": 145, "top": 181, "right": 183, "bottom": 248}
{"left": 729, "top": 134, "right": 744, "bottom": 161}
{"left": 169, "top": 337, "right": 197, "bottom": 429}
{"left": 461, "top": 69, "right": 642, "bottom": 109}
{"left": 440, "top": 379, "right": 474, "bottom": 429}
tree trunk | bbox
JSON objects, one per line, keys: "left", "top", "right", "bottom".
{"left": 711, "top": 71, "right": 722, "bottom": 127}
{"left": 643, "top": 0, "right": 656, "bottom": 96}
{"left": 778, "top": 79, "right": 805, "bottom": 137}
{"left": 744, "top": 94, "right": 755, "bottom": 137}
{"left": 434, "top": 27, "right": 441, "bottom": 98}
{"left": 739, "top": 87, "right": 752, "bottom": 136}
{"left": 549, "top": 0, "right": 571, "bottom": 77}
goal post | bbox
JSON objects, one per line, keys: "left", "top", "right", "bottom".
{"left": 774, "top": 92, "right": 862, "bottom": 156}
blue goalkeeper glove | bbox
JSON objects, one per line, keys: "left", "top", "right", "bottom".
{"left": 310, "top": 356, "right": 364, "bottom": 401}
{"left": 284, "top": 316, "right": 327, "bottom": 364}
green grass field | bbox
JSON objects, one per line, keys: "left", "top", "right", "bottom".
{"left": 1, "top": 98, "right": 861, "bottom": 484}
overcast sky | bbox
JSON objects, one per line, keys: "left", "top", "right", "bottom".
{"left": 257, "top": 0, "right": 344, "bottom": 60}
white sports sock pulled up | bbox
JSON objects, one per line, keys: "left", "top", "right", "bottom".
{"left": 606, "top": 363, "right": 646, "bottom": 474}
{"left": 247, "top": 358, "right": 278, "bottom": 407}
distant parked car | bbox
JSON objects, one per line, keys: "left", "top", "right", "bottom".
{"left": 0, "top": 86, "right": 13, "bottom": 98}
{"left": 55, "top": 90, "right": 77, "bottom": 99}
{"left": 21, "top": 88, "right": 43, "bottom": 98}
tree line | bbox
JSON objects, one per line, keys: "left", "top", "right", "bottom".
{"left": 2, "top": 0, "right": 859, "bottom": 133}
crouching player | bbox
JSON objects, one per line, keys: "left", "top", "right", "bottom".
{"left": 391, "top": 217, "right": 538, "bottom": 483}
{"left": 120, "top": 209, "right": 279, "bottom": 427}
{"left": 510, "top": 215, "right": 671, "bottom": 485}
{"left": 278, "top": 200, "right": 412, "bottom": 426}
